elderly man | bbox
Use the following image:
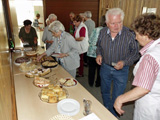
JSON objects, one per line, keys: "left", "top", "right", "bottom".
{"left": 96, "top": 8, "right": 140, "bottom": 117}
{"left": 84, "top": 11, "right": 95, "bottom": 38}
{"left": 42, "top": 13, "right": 57, "bottom": 49}
{"left": 83, "top": 11, "right": 95, "bottom": 66}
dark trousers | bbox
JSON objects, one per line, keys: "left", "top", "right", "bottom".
{"left": 88, "top": 57, "right": 101, "bottom": 86}
{"left": 83, "top": 52, "right": 88, "bottom": 65}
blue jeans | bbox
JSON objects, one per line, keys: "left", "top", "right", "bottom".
{"left": 100, "top": 63, "right": 129, "bottom": 117}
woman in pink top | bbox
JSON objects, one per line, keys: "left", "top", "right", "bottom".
{"left": 114, "top": 13, "right": 160, "bottom": 120}
{"left": 73, "top": 15, "right": 89, "bottom": 77}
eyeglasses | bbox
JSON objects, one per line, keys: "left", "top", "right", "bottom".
{"left": 109, "top": 21, "right": 122, "bottom": 26}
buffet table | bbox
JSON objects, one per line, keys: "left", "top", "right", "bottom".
{"left": 12, "top": 47, "right": 117, "bottom": 120}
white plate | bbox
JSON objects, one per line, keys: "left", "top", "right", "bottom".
{"left": 57, "top": 98, "right": 80, "bottom": 116}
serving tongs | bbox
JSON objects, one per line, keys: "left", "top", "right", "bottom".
{"left": 60, "top": 79, "right": 69, "bottom": 88}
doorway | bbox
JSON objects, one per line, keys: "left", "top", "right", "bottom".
{"left": 9, "top": 0, "right": 44, "bottom": 48}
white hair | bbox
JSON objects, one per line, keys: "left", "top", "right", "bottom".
{"left": 45, "top": 18, "right": 49, "bottom": 25}
{"left": 79, "top": 13, "right": 85, "bottom": 17}
{"left": 48, "top": 20, "right": 65, "bottom": 33}
{"left": 105, "top": 8, "right": 125, "bottom": 22}
{"left": 84, "top": 11, "right": 92, "bottom": 18}
{"left": 48, "top": 14, "right": 57, "bottom": 21}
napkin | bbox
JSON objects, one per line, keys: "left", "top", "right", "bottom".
{"left": 79, "top": 113, "right": 101, "bottom": 120}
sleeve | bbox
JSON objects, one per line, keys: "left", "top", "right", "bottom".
{"left": 32, "top": 27, "right": 38, "bottom": 38}
{"left": 79, "top": 27, "right": 86, "bottom": 37}
{"left": 67, "top": 35, "right": 79, "bottom": 56}
{"left": 42, "top": 27, "right": 47, "bottom": 42}
{"left": 96, "top": 29, "right": 103, "bottom": 56}
{"left": 132, "top": 54, "right": 159, "bottom": 90}
{"left": 19, "top": 27, "right": 23, "bottom": 38}
{"left": 123, "top": 33, "right": 140, "bottom": 65}
{"left": 88, "top": 28, "right": 96, "bottom": 44}
{"left": 45, "top": 42, "right": 56, "bottom": 56}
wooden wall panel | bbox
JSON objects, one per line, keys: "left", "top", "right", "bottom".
{"left": 44, "top": 0, "right": 99, "bottom": 32}
{"left": 99, "top": 0, "right": 160, "bottom": 28}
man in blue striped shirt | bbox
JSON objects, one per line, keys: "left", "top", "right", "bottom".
{"left": 96, "top": 8, "right": 140, "bottom": 117}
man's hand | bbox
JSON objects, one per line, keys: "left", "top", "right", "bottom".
{"left": 96, "top": 55, "right": 102, "bottom": 65}
{"left": 114, "top": 95, "right": 125, "bottom": 115}
{"left": 114, "top": 61, "right": 124, "bottom": 70}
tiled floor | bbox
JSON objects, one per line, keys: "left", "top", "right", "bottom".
{"left": 76, "top": 65, "right": 135, "bottom": 120}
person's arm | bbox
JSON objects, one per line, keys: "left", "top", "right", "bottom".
{"left": 37, "top": 52, "right": 46, "bottom": 61}
{"left": 114, "top": 54, "right": 159, "bottom": 115}
{"left": 75, "top": 37, "right": 84, "bottom": 41}
{"left": 42, "top": 27, "right": 48, "bottom": 42}
{"left": 75, "top": 27, "right": 86, "bottom": 41}
{"left": 34, "top": 37, "right": 38, "bottom": 44}
{"left": 19, "top": 27, "right": 24, "bottom": 43}
{"left": 96, "top": 29, "right": 103, "bottom": 57}
{"left": 96, "top": 55, "right": 102, "bottom": 65}
{"left": 32, "top": 27, "right": 38, "bottom": 45}
{"left": 123, "top": 33, "right": 140, "bottom": 66}
{"left": 114, "top": 86, "right": 149, "bottom": 115}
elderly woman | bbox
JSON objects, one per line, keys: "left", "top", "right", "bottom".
{"left": 37, "top": 21, "right": 80, "bottom": 78}
{"left": 114, "top": 13, "right": 160, "bottom": 120}
{"left": 19, "top": 19, "right": 38, "bottom": 47}
{"left": 73, "top": 15, "right": 89, "bottom": 77}
{"left": 42, "top": 14, "right": 57, "bottom": 49}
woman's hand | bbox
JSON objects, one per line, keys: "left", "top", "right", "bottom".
{"left": 36, "top": 52, "right": 46, "bottom": 62}
{"left": 46, "top": 40, "right": 54, "bottom": 44}
{"left": 57, "top": 53, "right": 68, "bottom": 58}
{"left": 37, "top": 55, "right": 43, "bottom": 62}
{"left": 114, "top": 95, "right": 125, "bottom": 115}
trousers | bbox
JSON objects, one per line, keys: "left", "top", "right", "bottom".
{"left": 100, "top": 63, "right": 129, "bottom": 116}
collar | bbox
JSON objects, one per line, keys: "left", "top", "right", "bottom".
{"left": 140, "top": 40, "right": 154, "bottom": 55}
{"left": 107, "top": 28, "right": 122, "bottom": 35}
{"left": 58, "top": 31, "right": 64, "bottom": 40}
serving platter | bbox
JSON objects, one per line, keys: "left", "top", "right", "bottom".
{"left": 59, "top": 78, "right": 78, "bottom": 87}
{"left": 41, "top": 60, "right": 58, "bottom": 68}
{"left": 39, "top": 85, "right": 69, "bottom": 103}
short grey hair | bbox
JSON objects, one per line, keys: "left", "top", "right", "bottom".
{"left": 48, "top": 14, "right": 57, "bottom": 21}
{"left": 84, "top": 11, "right": 92, "bottom": 18}
{"left": 48, "top": 20, "right": 65, "bottom": 33}
{"left": 79, "top": 13, "right": 85, "bottom": 17}
{"left": 105, "top": 8, "right": 125, "bottom": 22}
{"left": 45, "top": 18, "right": 49, "bottom": 24}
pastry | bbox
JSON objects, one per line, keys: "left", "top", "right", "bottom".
{"left": 39, "top": 68, "right": 51, "bottom": 76}
{"left": 59, "top": 78, "right": 76, "bottom": 87}
{"left": 25, "top": 72, "right": 34, "bottom": 78}
{"left": 49, "top": 96, "right": 57, "bottom": 103}
{"left": 58, "top": 91, "right": 67, "bottom": 101}
{"left": 40, "top": 85, "right": 67, "bottom": 103}
{"left": 26, "top": 51, "right": 37, "bottom": 57}
{"left": 25, "top": 68, "right": 51, "bottom": 78}
{"left": 41, "top": 94, "right": 49, "bottom": 102}
{"left": 53, "top": 85, "right": 62, "bottom": 92}
{"left": 34, "top": 77, "right": 50, "bottom": 86}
